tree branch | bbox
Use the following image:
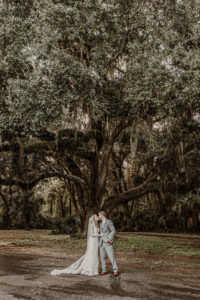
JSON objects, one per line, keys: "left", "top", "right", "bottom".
{"left": 111, "top": 29, "right": 130, "bottom": 62}
{"left": 0, "top": 172, "right": 86, "bottom": 190}
{"left": 102, "top": 180, "right": 160, "bottom": 214}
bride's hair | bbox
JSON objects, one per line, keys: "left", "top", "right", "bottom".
{"left": 90, "top": 214, "right": 100, "bottom": 228}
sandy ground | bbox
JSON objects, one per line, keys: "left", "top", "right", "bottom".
{"left": 0, "top": 247, "right": 200, "bottom": 300}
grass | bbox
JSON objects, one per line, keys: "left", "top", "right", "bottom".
{"left": 114, "top": 233, "right": 200, "bottom": 257}
{"left": 0, "top": 230, "right": 199, "bottom": 271}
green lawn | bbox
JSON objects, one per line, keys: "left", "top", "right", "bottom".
{"left": 0, "top": 230, "right": 199, "bottom": 270}
{"left": 115, "top": 232, "right": 200, "bottom": 256}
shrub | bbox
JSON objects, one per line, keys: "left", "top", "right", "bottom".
{"left": 51, "top": 216, "right": 80, "bottom": 234}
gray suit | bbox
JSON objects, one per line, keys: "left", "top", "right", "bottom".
{"left": 99, "top": 218, "right": 118, "bottom": 273}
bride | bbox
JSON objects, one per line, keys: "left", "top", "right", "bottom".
{"left": 50, "top": 214, "right": 103, "bottom": 276}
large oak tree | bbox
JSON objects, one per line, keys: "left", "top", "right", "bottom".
{"left": 0, "top": 0, "right": 200, "bottom": 231}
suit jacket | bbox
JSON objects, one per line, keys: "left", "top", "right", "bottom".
{"left": 99, "top": 218, "right": 116, "bottom": 246}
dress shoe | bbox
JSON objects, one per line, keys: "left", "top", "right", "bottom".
{"left": 100, "top": 272, "right": 107, "bottom": 275}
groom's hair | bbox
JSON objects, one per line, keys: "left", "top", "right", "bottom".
{"left": 99, "top": 210, "right": 106, "bottom": 217}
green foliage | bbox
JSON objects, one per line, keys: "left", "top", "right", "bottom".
{"left": 51, "top": 216, "right": 80, "bottom": 234}
{"left": 1, "top": 0, "right": 199, "bottom": 134}
{"left": 177, "top": 188, "right": 200, "bottom": 211}
{"left": 129, "top": 188, "right": 200, "bottom": 233}
{"left": 159, "top": 189, "right": 200, "bottom": 232}
{"left": 0, "top": 0, "right": 199, "bottom": 147}
{"left": 58, "top": 129, "right": 84, "bottom": 140}
{"left": 24, "top": 142, "right": 56, "bottom": 154}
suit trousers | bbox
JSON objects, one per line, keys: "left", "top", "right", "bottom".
{"left": 100, "top": 242, "right": 118, "bottom": 273}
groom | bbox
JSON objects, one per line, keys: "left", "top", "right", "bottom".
{"left": 99, "top": 211, "right": 119, "bottom": 276}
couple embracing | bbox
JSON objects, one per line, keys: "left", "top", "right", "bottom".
{"left": 51, "top": 211, "right": 119, "bottom": 276}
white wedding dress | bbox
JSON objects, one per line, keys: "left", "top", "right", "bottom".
{"left": 51, "top": 218, "right": 99, "bottom": 276}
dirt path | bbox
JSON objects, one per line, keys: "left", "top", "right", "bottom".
{"left": 0, "top": 249, "right": 200, "bottom": 300}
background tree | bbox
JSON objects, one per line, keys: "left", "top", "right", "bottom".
{"left": 0, "top": 0, "right": 199, "bottom": 232}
